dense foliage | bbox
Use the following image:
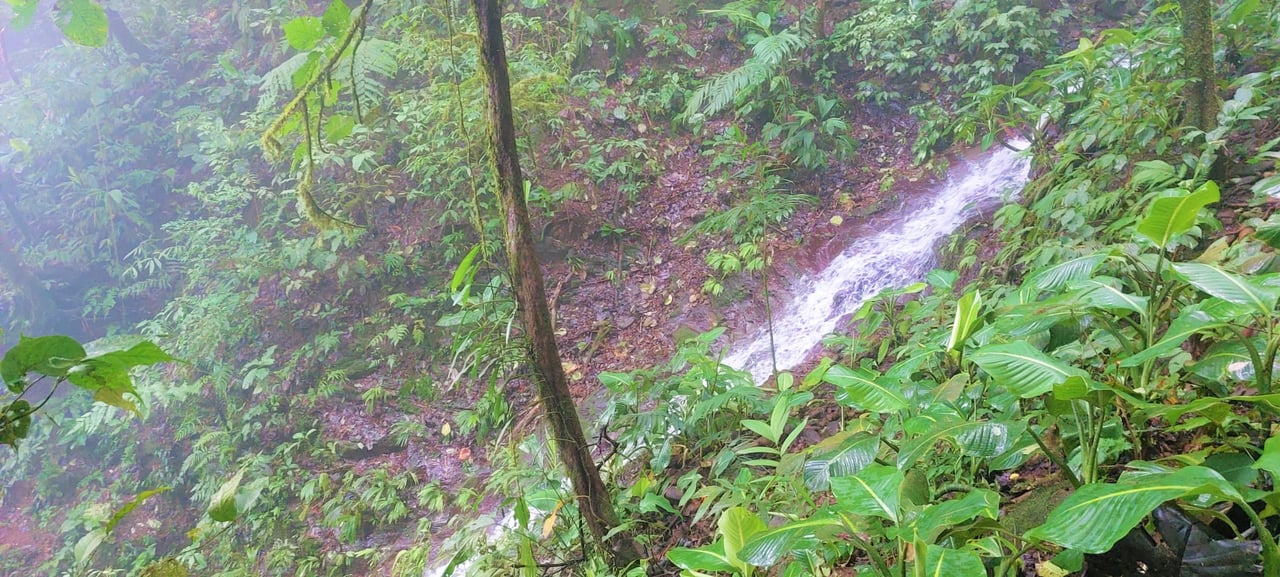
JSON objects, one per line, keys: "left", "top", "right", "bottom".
{"left": 3, "top": 0, "right": 1280, "bottom": 576}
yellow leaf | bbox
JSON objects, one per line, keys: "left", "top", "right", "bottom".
{"left": 829, "top": 215, "right": 844, "bottom": 226}
{"left": 542, "top": 500, "right": 566, "bottom": 539}
{"left": 562, "top": 362, "right": 578, "bottom": 374}
{"left": 441, "top": 422, "right": 452, "bottom": 436}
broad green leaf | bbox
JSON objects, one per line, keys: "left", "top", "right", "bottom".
{"left": 55, "top": 0, "right": 109, "bottom": 47}
{"left": 831, "top": 464, "right": 902, "bottom": 522}
{"left": 87, "top": 341, "right": 175, "bottom": 371}
{"left": 324, "top": 115, "right": 356, "bottom": 144}
{"left": 970, "top": 341, "right": 1088, "bottom": 398}
{"left": 1068, "top": 277, "right": 1148, "bottom": 316}
{"left": 1253, "top": 435, "right": 1280, "bottom": 479}
{"left": 803, "top": 431, "right": 879, "bottom": 490}
{"left": 1023, "top": 253, "right": 1107, "bottom": 295}
{"left": 1026, "top": 466, "right": 1239, "bottom": 553}
{"left": 920, "top": 544, "right": 987, "bottom": 577}
{"left": 719, "top": 507, "right": 765, "bottom": 571}
{"left": 909, "top": 489, "right": 1000, "bottom": 543}
{"left": 1119, "top": 299, "right": 1250, "bottom": 367}
{"left": 283, "top": 16, "right": 325, "bottom": 51}
{"left": 93, "top": 388, "right": 140, "bottom": 416}
{"left": 105, "top": 487, "right": 171, "bottom": 533}
{"left": 6, "top": 0, "right": 39, "bottom": 28}
{"left": 668, "top": 541, "right": 735, "bottom": 574}
{"left": 741, "top": 514, "right": 842, "bottom": 567}
{"left": 1230, "top": 0, "right": 1261, "bottom": 24}
{"left": 1171, "top": 262, "right": 1278, "bottom": 315}
{"left": 321, "top": 0, "right": 352, "bottom": 37}
{"left": 1136, "top": 181, "right": 1219, "bottom": 249}
{"left": 451, "top": 245, "right": 482, "bottom": 294}
{"left": 898, "top": 419, "right": 1021, "bottom": 468}
{"left": 208, "top": 469, "right": 246, "bottom": 522}
{"left": 824, "top": 365, "right": 908, "bottom": 413}
{"left": 1189, "top": 339, "right": 1259, "bottom": 382}
{"left": 947, "top": 290, "right": 983, "bottom": 353}
{"left": 2, "top": 335, "right": 87, "bottom": 391}
{"left": 74, "top": 528, "right": 107, "bottom": 566}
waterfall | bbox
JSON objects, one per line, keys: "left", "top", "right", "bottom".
{"left": 423, "top": 143, "right": 1030, "bottom": 575}
{"left": 723, "top": 143, "right": 1031, "bottom": 382}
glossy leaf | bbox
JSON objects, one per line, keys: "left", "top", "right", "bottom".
{"left": 1136, "top": 181, "right": 1219, "bottom": 249}
{"left": 831, "top": 464, "right": 902, "bottom": 522}
{"left": 1023, "top": 253, "right": 1107, "bottom": 295}
{"left": 1068, "top": 277, "right": 1147, "bottom": 316}
{"left": 1027, "top": 466, "right": 1240, "bottom": 553}
{"left": 899, "top": 419, "right": 1022, "bottom": 468}
{"left": 1253, "top": 435, "right": 1280, "bottom": 479}
{"left": 741, "top": 514, "right": 842, "bottom": 567}
{"left": 1119, "top": 299, "right": 1249, "bottom": 367}
{"left": 720, "top": 507, "right": 765, "bottom": 571}
{"left": 824, "top": 365, "right": 908, "bottom": 413}
{"left": 920, "top": 544, "right": 987, "bottom": 577}
{"left": 1171, "top": 262, "right": 1279, "bottom": 316}
{"left": 803, "top": 431, "right": 879, "bottom": 490}
{"left": 667, "top": 541, "right": 736, "bottom": 574}
{"left": 970, "top": 341, "right": 1087, "bottom": 398}
{"left": 947, "top": 289, "right": 983, "bottom": 353}
{"left": 909, "top": 489, "right": 1000, "bottom": 543}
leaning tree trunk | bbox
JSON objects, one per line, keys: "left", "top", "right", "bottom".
{"left": 1179, "top": 0, "right": 1218, "bottom": 131}
{"left": 470, "top": 0, "right": 640, "bottom": 566}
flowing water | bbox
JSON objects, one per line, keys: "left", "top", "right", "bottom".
{"left": 723, "top": 143, "right": 1031, "bottom": 382}
{"left": 424, "top": 143, "right": 1030, "bottom": 574}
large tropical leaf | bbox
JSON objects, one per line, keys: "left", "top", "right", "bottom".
{"left": 898, "top": 419, "right": 1023, "bottom": 469}
{"left": 908, "top": 489, "right": 1000, "bottom": 543}
{"left": 1026, "top": 466, "right": 1241, "bottom": 553}
{"left": 667, "top": 540, "right": 736, "bottom": 574}
{"left": 970, "top": 341, "right": 1089, "bottom": 398}
{"left": 831, "top": 464, "right": 903, "bottom": 522}
{"left": 803, "top": 431, "right": 880, "bottom": 490}
{"left": 824, "top": 365, "right": 909, "bottom": 413}
{"left": 947, "top": 289, "right": 984, "bottom": 353}
{"left": 919, "top": 544, "right": 987, "bottom": 577}
{"left": 741, "top": 513, "right": 843, "bottom": 567}
{"left": 1136, "top": 181, "right": 1219, "bottom": 250}
{"left": 720, "top": 507, "right": 766, "bottom": 572}
{"left": 1067, "top": 276, "right": 1148, "bottom": 316}
{"left": 1171, "top": 262, "right": 1279, "bottom": 316}
{"left": 1119, "top": 298, "right": 1251, "bottom": 367}
{"left": 1023, "top": 253, "right": 1110, "bottom": 295}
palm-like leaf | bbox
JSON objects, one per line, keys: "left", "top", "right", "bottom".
{"left": 824, "top": 365, "right": 909, "bottom": 413}
{"left": 970, "top": 341, "right": 1089, "bottom": 398}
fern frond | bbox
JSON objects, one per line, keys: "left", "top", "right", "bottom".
{"left": 259, "top": 52, "right": 313, "bottom": 109}
{"left": 683, "top": 30, "right": 806, "bottom": 121}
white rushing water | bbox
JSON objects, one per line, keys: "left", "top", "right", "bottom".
{"left": 723, "top": 144, "right": 1031, "bottom": 383}
{"left": 424, "top": 143, "right": 1029, "bottom": 575}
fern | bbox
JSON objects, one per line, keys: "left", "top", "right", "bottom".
{"left": 684, "top": 29, "right": 806, "bottom": 121}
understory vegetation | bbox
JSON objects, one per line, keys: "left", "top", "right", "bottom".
{"left": 3, "top": 0, "right": 1280, "bottom": 576}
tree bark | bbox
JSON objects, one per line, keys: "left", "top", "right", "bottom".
{"left": 1179, "top": 0, "right": 1218, "bottom": 131}
{"left": 470, "top": 0, "right": 640, "bottom": 566}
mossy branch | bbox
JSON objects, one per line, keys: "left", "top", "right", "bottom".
{"left": 261, "top": 0, "right": 374, "bottom": 231}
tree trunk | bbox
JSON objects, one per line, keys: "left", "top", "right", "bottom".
{"left": 1179, "top": 0, "right": 1218, "bottom": 131}
{"left": 815, "top": 0, "right": 827, "bottom": 39}
{"left": 470, "top": 0, "right": 640, "bottom": 566}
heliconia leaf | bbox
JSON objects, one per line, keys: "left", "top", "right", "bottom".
{"left": 1023, "top": 253, "right": 1108, "bottom": 295}
{"left": 947, "top": 289, "right": 983, "bottom": 353}
{"left": 741, "top": 513, "right": 843, "bottom": 567}
{"left": 831, "top": 464, "right": 903, "bottom": 522}
{"left": 803, "top": 431, "right": 879, "bottom": 490}
{"left": 1136, "top": 181, "right": 1219, "bottom": 250}
{"left": 824, "top": 365, "right": 908, "bottom": 413}
{"left": 719, "top": 507, "right": 765, "bottom": 571}
{"left": 909, "top": 489, "right": 1000, "bottom": 543}
{"left": 920, "top": 544, "right": 988, "bottom": 577}
{"left": 1253, "top": 435, "right": 1280, "bottom": 479}
{"left": 898, "top": 419, "right": 1022, "bottom": 469}
{"left": 667, "top": 541, "right": 736, "bottom": 573}
{"left": 1067, "top": 277, "right": 1148, "bottom": 316}
{"left": 1119, "top": 299, "right": 1250, "bottom": 367}
{"left": 1171, "top": 262, "right": 1279, "bottom": 316}
{"left": 1026, "top": 466, "right": 1241, "bottom": 554}
{"left": 970, "top": 341, "right": 1088, "bottom": 398}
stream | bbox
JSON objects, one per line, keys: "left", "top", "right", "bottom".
{"left": 724, "top": 143, "right": 1031, "bottom": 383}
{"left": 424, "top": 143, "right": 1030, "bottom": 575}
